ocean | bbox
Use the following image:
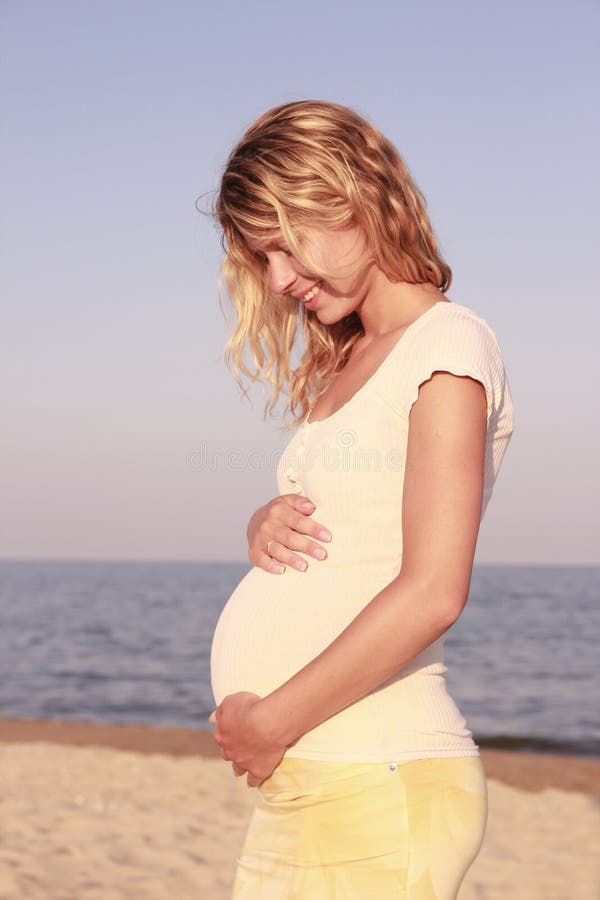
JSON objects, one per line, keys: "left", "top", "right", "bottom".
{"left": 0, "top": 560, "right": 598, "bottom": 757}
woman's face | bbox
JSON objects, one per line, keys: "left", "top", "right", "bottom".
{"left": 243, "top": 224, "right": 378, "bottom": 321}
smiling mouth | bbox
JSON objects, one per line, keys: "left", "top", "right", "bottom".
{"left": 302, "top": 283, "right": 322, "bottom": 303}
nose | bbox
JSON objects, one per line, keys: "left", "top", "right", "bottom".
{"left": 268, "top": 253, "right": 297, "bottom": 296}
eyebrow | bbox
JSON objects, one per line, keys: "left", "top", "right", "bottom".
{"left": 247, "top": 238, "right": 286, "bottom": 252}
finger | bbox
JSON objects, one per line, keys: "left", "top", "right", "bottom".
{"left": 290, "top": 495, "right": 316, "bottom": 514}
{"left": 254, "top": 500, "right": 332, "bottom": 573}
{"left": 277, "top": 508, "right": 333, "bottom": 550}
{"left": 232, "top": 763, "right": 246, "bottom": 777}
{"left": 258, "top": 547, "right": 287, "bottom": 574}
{"left": 275, "top": 493, "right": 315, "bottom": 511}
{"left": 247, "top": 772, "right": 264, "bottom": 788}
{"left": 262, "top": 540, "right": 307, "bottom": 573}
{"left": 267, "top": 521, "right": 333, "bottom": 569}
{"left": 290, "top": 510, "right": 333, "bottom": 550}
{"left": 208, "top": 710, "right": 217, "bottom": 724}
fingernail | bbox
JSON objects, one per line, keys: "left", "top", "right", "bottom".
{"left": 318, "top": 529, "right": 332, "bottom": 541}
{"left": 300, "top": 500, "right": 314, "bottom": 511}
{"left": 275, "top": 564, "right": 286, "bottom": 573}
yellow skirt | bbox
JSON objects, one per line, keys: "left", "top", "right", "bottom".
{"left": 232, "top": 755, "right": 487, "bottom": 899}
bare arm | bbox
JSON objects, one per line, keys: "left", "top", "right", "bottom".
{"left": 212, "top": 371, "right": 487, "bottom": 782}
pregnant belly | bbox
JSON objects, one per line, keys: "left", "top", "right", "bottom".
{"left": 210, "top": 563, "right": 397, "bottom": 705}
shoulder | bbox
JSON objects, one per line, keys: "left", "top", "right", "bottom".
{"left": 406, "top": 301, "right": 506, "bottom": 375}
{"left": 380, "top": 301, "right": 512, "bottom": 423}
{"left": 415, "top": 301, "right": 502, "bottom": 349}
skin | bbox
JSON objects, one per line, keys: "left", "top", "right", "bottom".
{"left": 210, "top": 223, "right": 487, "bottom": 787}
{"left": 246, "top": 224, "right": 448, "bottom": 575}
{"left": 246, "top": 495, "right": 331, "bottom": 575}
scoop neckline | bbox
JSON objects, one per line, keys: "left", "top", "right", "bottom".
{"left": 303, "top": 300, "right": 452, "bottom": 429}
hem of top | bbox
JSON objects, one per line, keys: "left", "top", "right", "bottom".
{"left": 283, "top": 746, "right": 481, "bottom": 764}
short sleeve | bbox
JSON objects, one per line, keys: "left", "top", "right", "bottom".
{"left": 394, "top": 307, "right": 509, "bottom": 428}
{"left": 377, "top": 303, "right": 515, "bottom": 520}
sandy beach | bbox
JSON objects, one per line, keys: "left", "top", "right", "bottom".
{"left": 0, "top": 719, "right": 598, "bottom": 900}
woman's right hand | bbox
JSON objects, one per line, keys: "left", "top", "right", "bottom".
{"left": 247, "top": 495, "right": 332, "bottom": 574}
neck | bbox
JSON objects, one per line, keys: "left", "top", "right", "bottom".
{"left": 355, "top": 272, "right": 447, "bottom": 338}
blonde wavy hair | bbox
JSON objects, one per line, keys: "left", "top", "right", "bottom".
{"left": 211, "top": 99, "right": 452, "bottom": 430}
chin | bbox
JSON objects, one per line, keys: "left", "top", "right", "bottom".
{"left": 320, "top": 307, "right": 354, "bottom": 326}
{"left": 308, "top": 299, "right": 338, "bottom": 317}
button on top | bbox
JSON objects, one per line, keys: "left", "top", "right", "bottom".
{"left": 285, "top": 468, "right": 303, "bottom": 493}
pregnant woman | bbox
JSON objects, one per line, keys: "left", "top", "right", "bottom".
{"left": 209, "top": 100, "right": 514, "bottom": 899}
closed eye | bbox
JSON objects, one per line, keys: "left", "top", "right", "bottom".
{"left": 254, "top": 247, "right": 294, "bottom": 263}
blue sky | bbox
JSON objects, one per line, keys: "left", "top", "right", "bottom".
{"left": 2, "top": 0, "right": 598, "bottom": 564}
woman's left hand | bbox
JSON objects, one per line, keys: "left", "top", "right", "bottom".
{"left": 209, "top": 692, "right": 287, "bottom": 787}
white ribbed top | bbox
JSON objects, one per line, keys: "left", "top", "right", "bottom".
{"left": 211, "top": 301, "right": 515, "bottom": 763}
